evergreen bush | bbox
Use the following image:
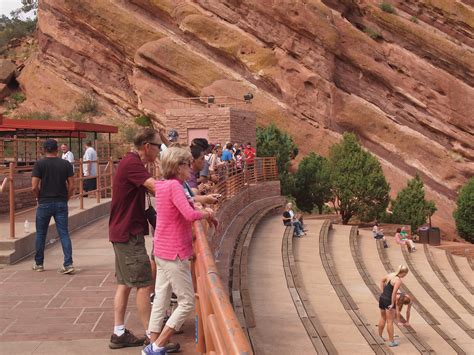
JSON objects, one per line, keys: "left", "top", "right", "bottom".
{"left": 453, "top": 178, "right": 474, "bottom": 243}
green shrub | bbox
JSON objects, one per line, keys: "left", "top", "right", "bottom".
{"left": 363, "top": 27, "right": 382, "bottom": 40}
{"left": 380, "top": 2, "right": 395, "bottom": 14}
{"left": 294, "top": 152, "right": 332, "bottom": 214}
{"left": 4, "top": 92, "right": 26, "bottom": 110}
{"left": 453, "top": 178, "right": 474, "bottom": 243}
{"left": 410, "top": 16, "right": 418, "bottom": 23}
{"left": 10, "top": 92, "right": 26, "bottom": 103}
{"left": 256, "top": 124, "right": 298, "bottom": 175}
{"left": 391, "top": 175, "right": 437, "bottom": 232}
{"left": 0, "top": 15, "right": 36, "bottom": 49}
{"left": 134, "top": 115, "right": 152, "bottom": 127}
{"left": 75, "top": 94, "right": 98, "bottom": 115}
{"left": 329, "top": 132, "right": 390, "bottom": 224}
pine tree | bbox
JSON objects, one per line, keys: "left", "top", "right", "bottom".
{"left": 329, "top": 133, "right": 390, "bottom": 224}
{"left": 391, "top": 175, "right": 437, "bottom": 232}
{"left": 294, "top": 152, "right": 331, "bottom": 213}
{"left": 453, "top": 178, "right": 474, "bottom": 243}
{"left": 256, "top": 124, "right": 298, "bottom": 195}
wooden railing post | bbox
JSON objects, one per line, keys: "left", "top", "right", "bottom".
{"left": 109, "top": 156, "right": 113, "bottom": 198}
{"left": 9, "top": 163, "right": 15, "bottom": 239}
{"left": 79, "top": 158, "right": 84, "bottom": 209}
{"left": 96, "top": 159, "right": 101, "bottom": 204}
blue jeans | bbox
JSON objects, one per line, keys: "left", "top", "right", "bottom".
{"left": 292, "top": 220, "right": 304, "bottom": 236}
{"left": 35, "top": 201, "right": 73, "bottom": 267}
{"left": 286, "top": 220, "right": 304, "bottom": 236}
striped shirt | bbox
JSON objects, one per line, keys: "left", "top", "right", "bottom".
{"left": 153, "top": 179, "right": 204, "bottom": 260}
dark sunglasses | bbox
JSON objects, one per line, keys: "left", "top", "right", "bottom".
{"left": 147, "top": 142, "right": 161, "bottom": 149}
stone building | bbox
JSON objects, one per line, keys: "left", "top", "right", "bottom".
{"left": 165, "top": 106, "right": 256, "bottom": 148}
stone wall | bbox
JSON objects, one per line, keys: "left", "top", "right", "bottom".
{"left": 0, "top": 172, "right": 36, "bottom": 213}
{"left": 212, "top": 180, "right": 283, "bottom": 289}
{"left": 165, "top": 107, "right": 256, "bottom": 147}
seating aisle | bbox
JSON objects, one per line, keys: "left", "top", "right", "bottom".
{"left": 330, "top": 225, "right": 419, "bottom": 353}
{"left": 383, "top": 236, "right": 473, "bottom": 354}
{"left": 439, "top": 249, "right": 474, "bottom": 296}
{"left": 293, "top": 220, "right": 374, "bottom": 354}
{"left": 358, "top": 229, "right": 456, "bottom": 354}
{"left": 247, "top": 215, "right": 316, "bottom": 354}
{"left": 451, "top": 253, "right": 474, "bottom": 290}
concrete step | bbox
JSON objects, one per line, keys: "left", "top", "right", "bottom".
{"left": 294, "top": 220, "right": 374, "bottom": 354}
{"left": 451, "top": 253, "right": 474, "bottom": 290}
{"left": 330, "top": 225, "right": 418, "bottom": 354}
{"left": 426, "top": 245, "right": 474, "bottom": 314}
{"left": 247, "top": 215, "right": 316, "bottom": 354}
{"left": 383, "top": 236, "right": 472, "bottom": 354}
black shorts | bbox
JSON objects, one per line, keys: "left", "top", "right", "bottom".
{"left": 379, "top": 296, "right": 391, "bottom": 310}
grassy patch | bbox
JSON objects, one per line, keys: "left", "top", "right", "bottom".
{"left": 134, "top": 115, "right": 152, "bottom": 127}
{"left": 380, "top": 2, "right": 395, "bottom": 14}
{"left": 363, "top": 27, "right": 382, "bottom": 40}
{"left": 75, "top": 94, "right": 98, "bottom": 115}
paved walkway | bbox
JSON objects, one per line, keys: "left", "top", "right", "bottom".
{"left": 0, "top": 217, "right": 196, "bottom": 355}
{"left": 247, "top": 215, "right": 316, "bottom": 354}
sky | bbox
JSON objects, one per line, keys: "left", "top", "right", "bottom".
{"left": 0, "top": 0, "right": 35, "bottom": 19}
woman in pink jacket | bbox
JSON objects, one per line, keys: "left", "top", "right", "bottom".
{"left": 144, "top": 147, "right": 214, "bottom": 355}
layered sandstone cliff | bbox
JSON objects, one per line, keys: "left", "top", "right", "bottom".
{"left": 16, "top": 0, "right": 474, "bottom": 238}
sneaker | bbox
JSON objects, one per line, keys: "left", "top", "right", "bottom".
{"left": 109, "top": 329, "right": 145, "bottom": 349}
{"left": 165, "top": 342, "right": 180, "bottom": 353}
{"left": 32, "top": 264, "right": 44, "bottom": 272}
{"left": 142, "top": 344, "right": 165, "bottom": 355}
{"left": 388, "top": 341, "right": 399, "bottom": 347}
{"left": 58, "top": 265, "right": 75, "bottom": 274}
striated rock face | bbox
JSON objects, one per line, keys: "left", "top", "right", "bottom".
{"left": 18, "top": 0, "right": 474, "bottom": 238}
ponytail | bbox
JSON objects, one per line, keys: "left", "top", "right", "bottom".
{"left": 386, "top": 264, "right": 409, "bottom": 285}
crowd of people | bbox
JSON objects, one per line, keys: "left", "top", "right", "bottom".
{"left": 27, "top": 127, "right": 259, "bottom": 355}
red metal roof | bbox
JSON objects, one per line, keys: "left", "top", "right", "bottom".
{"left": 0, "top": 115, "right": 118, "bottom": 134}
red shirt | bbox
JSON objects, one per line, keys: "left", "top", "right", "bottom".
{"left": 244, "top": 146, "right": 256, "bottom": 165}
{"left": 109, "top": 153, "right": 151, "bottom": 242}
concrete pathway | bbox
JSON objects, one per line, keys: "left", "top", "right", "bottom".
{"left": 358, "top": 229, "right": 456, "bottom": 354}
{"left": 247, "top": 215, "right": 315, "bottom": 354}
{"left": 294, "top": 220, "right": 373, "bottom": 354}
{"left": 0, "top": 217, "right": 196, "bottom": 355}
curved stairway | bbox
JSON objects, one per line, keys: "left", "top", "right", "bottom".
{"left": 241, "top": 216, "right": 474, "bottom": 354}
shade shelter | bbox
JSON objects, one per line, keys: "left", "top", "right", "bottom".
{"left": 0, "top": 114, "right": 118, "bottom": 164}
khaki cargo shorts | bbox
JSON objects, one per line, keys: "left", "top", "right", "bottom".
{"left": 113, "top": 234, "right": 153, "bottom": 288}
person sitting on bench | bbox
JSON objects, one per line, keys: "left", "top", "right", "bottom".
{"left": 395, "top": 228, "right": 416, "bottom": 252}
{"left": 282, "top": 203, "right": 305, "bottom": 237}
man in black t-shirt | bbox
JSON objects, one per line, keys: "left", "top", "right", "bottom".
{"left": 32, "top": 139, "right": 75, "bottom": 274}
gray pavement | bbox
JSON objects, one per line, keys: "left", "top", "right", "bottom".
{"left": 0, "top": 217, "right": 196, "bottom": 355}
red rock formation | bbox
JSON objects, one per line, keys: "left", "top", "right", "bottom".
{"left": 17, "top": 0, "right": 474, "bottom": 239}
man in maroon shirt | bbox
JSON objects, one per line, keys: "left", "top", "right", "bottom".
{"left": 108, "top": 128, "right": 160, "bottom": 349}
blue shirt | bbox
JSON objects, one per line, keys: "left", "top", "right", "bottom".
{"left": 221, "top": 150, "right": 233, "bottom": 161}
